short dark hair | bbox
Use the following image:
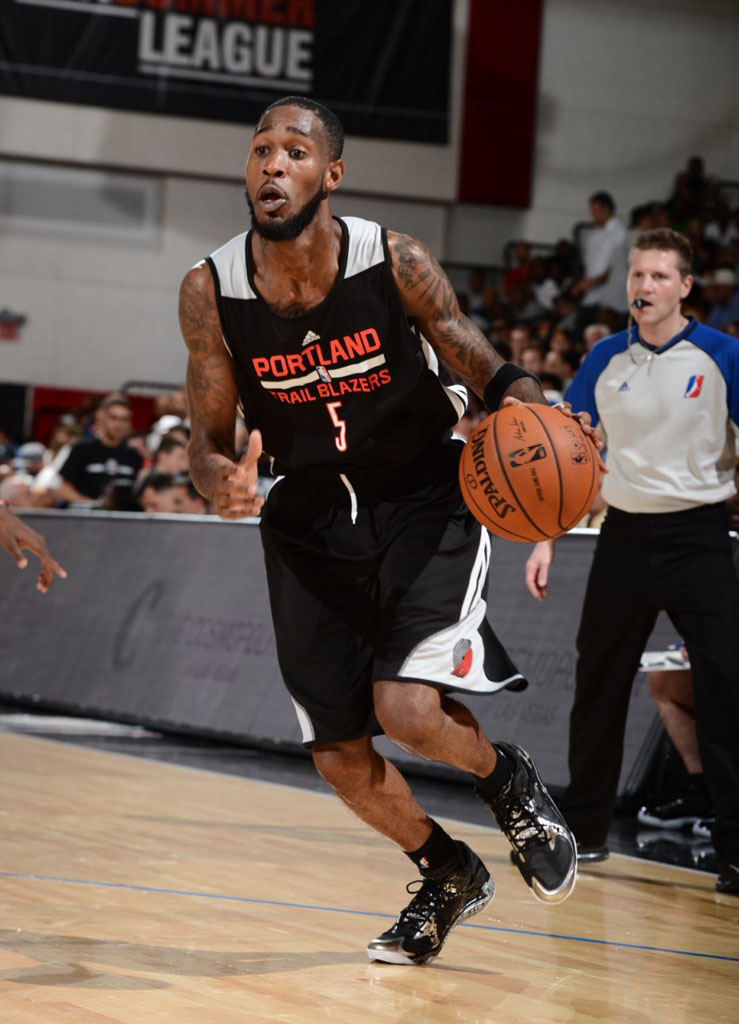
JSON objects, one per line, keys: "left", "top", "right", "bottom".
{"left": 630, "top": 228, "right": 693, "bottom": 278}
{"left": 589, "top": 191, "right": 615, "bottom": 211}
{"left": 156, "top": 434, "right": 186, "bottom": 455}
{"left": 135, "top": 471, "right": 174, "bottom": 498}
{"left": 260, "top": 96, "right": 344, "bottom": 162}
{"left": 99, "top": 392, "right": 130, "bottom": 412}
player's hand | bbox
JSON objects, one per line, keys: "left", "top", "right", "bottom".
{"left": 525, "top": 539, "right": 555, "bottom": 601}
{"left": 211, "top": 429, "right": 265, "bottom": 520}
{"left": 0, "top": 506, "right": 67, "bottom": 593}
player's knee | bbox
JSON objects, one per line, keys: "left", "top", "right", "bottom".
{"left": 312, "top": 739, "right": 374, "bottom": 794}
{"left": 374, "top": 681, "right": 442, "bottom": 755}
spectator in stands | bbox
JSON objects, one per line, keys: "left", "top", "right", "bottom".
{"left": 58, "top": 393, "right": 143, "bottom": 504}
{"left": 538, "top": 371, "right": 564, "bottom": 407}
{"left": 550, "top": 290, "right": 579, "bottom": 339}
{"left": 706, "top": 207, "right": 739, "bottom": 263}
{"left": 628, "top": 203, "right": 656, "bottom": 240}
{"left": 0, "top": 473, "right": 36, "bottom": 508}
{"left": 519, "top": 343, "right": 546, "bottom": 377}
{"left": 572, "top": 191, "right": 629, "bottom": 334}
{"left": 543, "top": 348, "right": 579, "bottom": 395}
{"left": 125, "top": 430, "right": 152, "bottom": 469}
{"left": 508, "top": 324, "right": 534, "bottom": 365}
{"left": 153, "top": 434, "right": 189, "bottom": 477}
{"left": 171, "top": 476, "right": 209, "bottom": 515}
{"left": 14, "top": 442, "right": 46, "bottom": 478}
{"left": 135, "top": 471, "right": 181, "bottom": 514}
{"left": 637, "top": 653, "right": 714, "bottom": 833}
{"left": 502, "top": 278, "right": 546, "bottom": 324}
{"left": 668, "top": 156, "right": 719, "bottom": 224}
{"left": 704, "top": 267, "right": 739, "bottom": 330}
{"left": 531, "top": 256, "right": 564, "bottom": 311}
{"left": 583, "top": 323, "right": 611, "bottom": 351}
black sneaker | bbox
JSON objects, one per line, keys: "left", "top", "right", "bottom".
{"left": 477, "top": 742, "right": 576, "bottom": 903}
{"left": 366, "top": 842, "right": 494, "bottom": 965}
{"left": 637, "top": 790, "right": 713, "bottom": 830}
{"left": 716, "top": 862, "right": 739, "bottom": 895}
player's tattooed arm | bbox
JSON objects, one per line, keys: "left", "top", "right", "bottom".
{"left": 179, "top": 264, "right": 241, "bottom": 502}
{"left": 388, "top": 231, "right": 544, "bottom": 405}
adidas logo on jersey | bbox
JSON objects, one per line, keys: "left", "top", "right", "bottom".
{"left": 301, "top": 330, "right": 321, "bottom": 347}
{"left": 618, "top": 381, "right": 630, "bottom": 392}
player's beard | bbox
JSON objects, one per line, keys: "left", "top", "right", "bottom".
{"left": 245, "top": 183, "right": 327, "bottom": 241}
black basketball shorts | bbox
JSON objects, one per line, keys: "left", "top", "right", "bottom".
{"left": 259, "top": 441, "right": 525, "bottom": 747}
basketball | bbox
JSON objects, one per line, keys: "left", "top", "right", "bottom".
{"left": 459, "top": 403, "right": 601, "bottom": 542}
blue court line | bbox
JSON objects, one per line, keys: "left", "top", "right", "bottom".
{"left": 0, "top": 869, "right": 735, "bottom": 964}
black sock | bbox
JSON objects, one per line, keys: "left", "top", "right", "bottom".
{"left": 405, "top": 820, "right": 461, "bottom": 878}
{"left": 474, "top": 744, "right": 514, "bottom": 800}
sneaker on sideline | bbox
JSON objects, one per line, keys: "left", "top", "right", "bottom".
{"left": 637, "top": 790, "right": 713, "bottom": 830}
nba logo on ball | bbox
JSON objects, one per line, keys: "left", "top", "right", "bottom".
{"left": 459, "top": 405, "right": 601, "bottom": 542}
{"left": 508, "top": 444, "right": 547, "bottom": 467}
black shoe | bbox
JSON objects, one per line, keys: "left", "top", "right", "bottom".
{"left": 716, "top": 862, "right": 739, "bottom": 895}
{"left": 577, "top": 843, "right": 609, "bottom": 863}
{"left": 367, "top": 842, "right": 494, "bottom": 965}
{"left": 637, "top": 789, "right": 713, "bottom": 830}
{"left": 477, "top": 743, "right": 576, "bottom": 904}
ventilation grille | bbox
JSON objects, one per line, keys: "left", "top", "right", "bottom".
{"left": 0, "top": 159, "right": 160, "bottom": 247}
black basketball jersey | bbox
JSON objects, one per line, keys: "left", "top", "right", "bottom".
{"left": 206, "top": 216, "right": 467, "bottom": 474}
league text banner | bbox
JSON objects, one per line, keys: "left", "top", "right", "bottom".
{"left": 0, "top": 0, "right": 451, "bottom": 144}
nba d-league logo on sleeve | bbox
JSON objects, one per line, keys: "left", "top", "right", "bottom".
{"left": 683, "top": 375, "right": 704, "bottom": 398}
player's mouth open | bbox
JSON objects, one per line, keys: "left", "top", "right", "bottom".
{"left": 258, "top": 184, "right": 288, "bottom": 212}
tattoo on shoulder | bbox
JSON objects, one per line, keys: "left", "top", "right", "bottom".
{"left": 179, "top": 270, "right": 221, "bottom": 354}
{"left": 392, "top": 233, "right": 457, "bottom": 321}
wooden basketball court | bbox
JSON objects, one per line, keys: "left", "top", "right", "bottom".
{"left": 0, "top": 732, "right": 736, "bottom": 1023}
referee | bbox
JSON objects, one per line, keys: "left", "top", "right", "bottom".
{"left": 527, "top": 228, "right": 739, "bottom": 895}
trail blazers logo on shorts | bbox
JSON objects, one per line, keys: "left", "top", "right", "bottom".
{"left": 683, "top": 375, "right": 704, "bottom": 398}
{"left": 452, "top": 638, "right": 473, "bottom": 678}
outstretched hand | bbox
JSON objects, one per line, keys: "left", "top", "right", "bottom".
{"left": 211, "top": 429, "right": 266, "bottom": 520}
{"left": 501, "top": 396, "right": 608, "bottom": 474}
{"left": 0, "top": 505, "right": 67, "bottom": 593}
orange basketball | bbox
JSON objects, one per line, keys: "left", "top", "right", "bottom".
{"left": 459, "top": 403, "right": 601, "bottom": 542}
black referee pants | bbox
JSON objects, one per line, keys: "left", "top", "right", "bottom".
{"left": 559, "top": 503, "right": 739, "bottom": 861}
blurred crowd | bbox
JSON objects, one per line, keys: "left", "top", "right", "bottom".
{"left": 0, "top": 386, "right": 255, "bottom": 516}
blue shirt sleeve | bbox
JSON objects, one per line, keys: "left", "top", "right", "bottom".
{"left": 566, "top": 352, "right": 601, "bottom": 428}
{"left": 690, "top": 325, "right": 739, "bottom": 427}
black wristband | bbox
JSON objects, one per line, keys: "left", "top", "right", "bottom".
{"left": 483, "top": 364, "right": 540, "bottom": 412}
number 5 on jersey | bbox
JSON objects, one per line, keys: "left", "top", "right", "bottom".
{"left": 327, "top": 401, "right": 347, "bottom": 452}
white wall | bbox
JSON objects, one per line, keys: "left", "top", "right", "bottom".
{"left": 1, "top": 0, "right": 738, "bottom": 389}
{"left": 450, "top": 0, "right": 739, "bottom": 263}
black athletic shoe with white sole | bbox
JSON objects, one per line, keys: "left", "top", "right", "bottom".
{"left": 477, "top": 742, "right": 577, "bottom": 904}
{"left": 366, "top": 842, "right": 494, "bottom": 965}
{"left": 637, "top": 790, "right": 713, "bottom": 830}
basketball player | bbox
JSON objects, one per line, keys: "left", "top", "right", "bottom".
{"left": 179, "top": 97, "right": 593, "bottom": 964}
{"left": 0, "top": 499, "right": 66, "bottom": 592}
{"left": 526, "top": 228, "right": 739, "bottom": 895}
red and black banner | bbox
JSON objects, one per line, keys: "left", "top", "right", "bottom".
{"left": 0, "top": 0, "right": 452, "bottom": 143}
